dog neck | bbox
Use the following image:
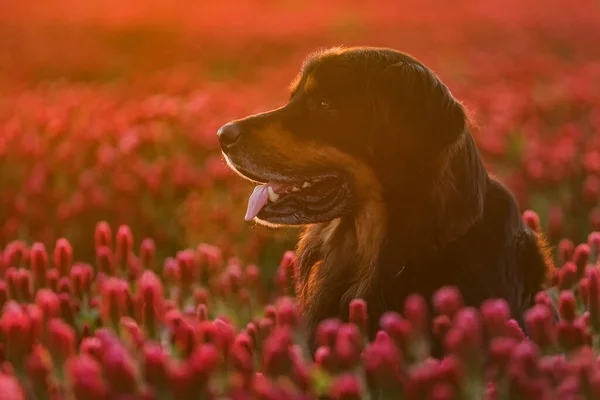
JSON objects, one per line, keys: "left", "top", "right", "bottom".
{"left": 295, "top": 131, "right": 488, "bottom": 346}
{"left": 295, "top": 201, "right": 387, "bottom": 348}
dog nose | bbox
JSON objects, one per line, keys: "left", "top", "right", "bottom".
{"left": 217, "top": 122, "right": 242, "bottom": 150}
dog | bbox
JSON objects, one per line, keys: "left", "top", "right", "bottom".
{"left": 216, "top": 46, "right": 553, "bottom": 356}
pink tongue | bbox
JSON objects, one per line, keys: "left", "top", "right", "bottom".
{"left": 245, "top": 183, "right": 288, "bottom": 221}
{"left": 245, "top": 185, "right": 270, "bottom": 221}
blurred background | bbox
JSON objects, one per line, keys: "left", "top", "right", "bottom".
{"left": 1, "top": 0, "right": 600, "bottom": 281}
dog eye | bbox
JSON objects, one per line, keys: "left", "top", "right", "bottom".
{"left": 319, "top": 100, "right": 331, "bottom": 109}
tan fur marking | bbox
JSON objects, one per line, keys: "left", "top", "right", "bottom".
{"left": 254, "top": 122, "right": 387, "bottom": 299}
{"left": 306, "top": 260, "right": 323, "bottom": 300}
{"left": 322, "top": 218, "right": 341, "bottom": 248}
{"left": 353, "top": 200, "right": 387, "bottom": 298}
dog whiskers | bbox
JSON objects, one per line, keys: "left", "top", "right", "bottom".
{"left": 396, "top": 265, "right": 406, "bottom": 277}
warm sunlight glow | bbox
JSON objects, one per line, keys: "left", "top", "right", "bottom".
{"left": 0, "top": 0, "right": 599, "bottom": 398}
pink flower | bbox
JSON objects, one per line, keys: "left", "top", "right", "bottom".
{"left": 120, "top": 317, "right": 146, "bottom": 350}
{"left": 166, "top": 361, "right": 195, "bottom": 399}
{"left": 573, "top": 244, "right": 591, "bottom": 278}
{"left": 362, "top": 331, "right": 401, "bottom": 389}
{"left": 59, "top": 292, "right": 76, "bottom": 325}
{"left": 162, "top": 257, "right": 180, "bottom": 286}
{"left": 187, "top": 343, "right": 221, "bottom": 384}
{"left": 315, "top": 346, "right": 333, "bottom": 370}
{"left": 196, "top": 243, "right": 222, "bottom": 277}
{"left": 176, "top": 249, "right": 196, "bottom": 291}
{"left": 316, "top": 318, "right": 342, "bottom": 348}
{"left": 587, "top": 267, "right": 600, "bottom": 332}
{"left": 380, "top": 312, "right": 412, "bottom": 352}
{"left": 80, "top": 337, "right": 103, "bottom": 361}
{"left": 35, "top": 289, "right": 60, "bottom": 322}
{"left": 488, "top": 337, "right": 518, "bottom": 371}
{"left": 172, "top": 320, "right": 196, "bottom": 358}
{"left": 334, "top": 324, "right": 363, "bottom": 369}
{"left": 404, "top": 294, "right": 428, "bottom": 334}
{"left": 140, "top": 238, "right": 156, "bottom": 271}
{"left": 137, "top": 270, "right": 164, "bottom": 309}
{"left": 588, "top": 231, "right": 600, "bottom": 255}
{"left": 103, "top": 342, "right": 140, "bottom": 394}
{"left": 142, "top": 342, "right": 168, "bottom": 388}
{"left": 70, "top": 263, "right": 92, "bottom": 298}
{"left": 0, "top": 301, "right": 34, "bottom": 367}
{"left": 246, "top": 322, "right": 259, "bottom": 349}
{"left": 429, "top": 383, "right": 457, "bottom": 400}
{"left": 276, "top": 297, "right": 300, "bottom": 329}
{"left": 95, "top": 221, "right": 113, "bottom": 250}
{"left": 96, "top": 246, "right": 115, "bottom": 276}
{"left": 480, "top": 298, "right": 510, "bottom": 338}
{"left": 433, "top": 286, "right": 464, "bottom": 318}
{"left": 16, "top": 268, "right": 32, "bottom": 302}
{"left": 591, "top": 208, "right": 600, "bottom": 231}
{"left": 67, "top": 355, "right": 109, "bottom": 400}
{"left": 0, "top": 374, "right": 26, "bottom": 400}
{"left": 213, "top": 318, "right": 236, "bottom": 355}
{"left": 264, "top": 305, "right": 277, "bottom": 322}
{"left": 0, "top": 281, "right": 7, "bottom": 312}
{"left": 53, "top": 238, "right": 73, "bottom": 277}
{"left": 48, "top": 318, "right": 75, "bottom": 365}
{"left": 5, "top": 267, "right": 18, "bottom": 299}
{"left": 444, "top": 308, "right": 483, "bottom": 365}
{"left": 245, "top": 264, "right": 261, "bottom": 288}
{"left": 558, "top": 290, "right": 577, "bottom": 321}
{"left": 234, "top": 331, "right": 253, "bottom": 354}
{"left": 193, "top": 287, "right": 210, "bottom": 306}
{"left": 276, "top": 250, "right": 297, "bottom": 295}
{"left": 559, "top": 262, "right": 577, "bottom": 289}
{"left": 558, "top": 239, "right": 575, "bottom": 265}
{"left": 433, "top": 315, "right": 452, "bottom": 339}
{"left": 25, "top": 348, "right": 51, "bottom": 397}
{"left": 4, "top": 241, "right": 28, "bottom": 269}
{"left": 331, "top": 374, "right": 362, "bottom": 400}
{"left": 522, "top": 210, "right": 541, "bottom": 233}
{"left": 30, "top": 242, "right": 48, "bottom": 289}
{"left": 534, "top": 291, "right": 553, "bottom": 309}
{"left": 262, "top": 327, "right": 293, "bottom": 376}
{"left": 349, "top": 298, "right": 368, "bottom": 334}
{"left": 505, "top": 319, "right": 526, "bottom": 341}
{"left": 100, "top": 277, "right": 129, "bottom": 329}
{"left": 116, "top": 225, "right": 134, "bottom": 271}
{"left": 556, "top": 320, "right": 586, "bottom": 352}
{"left": 57, "top": 276, "right": 72, "bottom": 295}
{"left": 525, "top": 304, "right": 556, "bottom": 351}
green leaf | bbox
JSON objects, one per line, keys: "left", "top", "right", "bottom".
{"left": 311, "top": 367, "right": 333, "bottom": 397}
{"left": 75, "top": 308, "right": 100, "bottom": 332}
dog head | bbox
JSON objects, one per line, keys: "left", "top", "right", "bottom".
{"left": 217, "top": 46, "right": 469, "bottom": 227}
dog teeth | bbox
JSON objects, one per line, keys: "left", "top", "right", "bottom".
{"left": 302, "top": 181, "right": 312, "bottom": 188}
{"left": 268, "top": 186, "right": 280, "bottom": 202}
{"left": 291, "top": 186, "right": 300, "bottom": 192}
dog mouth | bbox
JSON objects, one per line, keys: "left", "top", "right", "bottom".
{"left": 244, "top": 173, "right": 346, "bottom": 222}
{"left": 222, "top": 160, "right": 349, "bottom": 225}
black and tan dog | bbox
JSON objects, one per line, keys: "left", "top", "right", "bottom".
{"left": 217, "top": 46, "right": 553, "bottom": 356}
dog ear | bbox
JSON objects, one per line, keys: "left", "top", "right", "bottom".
{"left": 380, "top": 61, "right": 466, "bottom": 146}
{"left": 370, "top": 61, "right": 467, "bottom": 185}
{"left": 370, "top": 60, "right": 487, "bottom": 245}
